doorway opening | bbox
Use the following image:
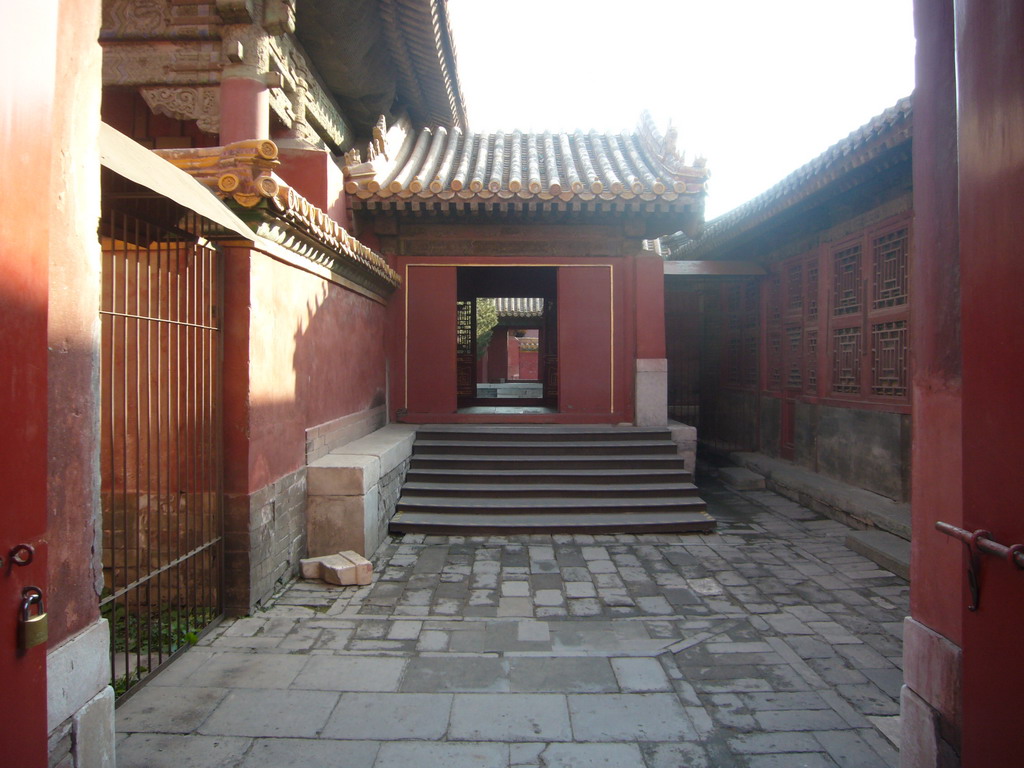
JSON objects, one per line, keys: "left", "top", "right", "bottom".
{"left": 456, "top": 267, "right": 557, "bottom": 413}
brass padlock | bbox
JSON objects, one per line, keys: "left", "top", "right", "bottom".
{"left": 19, "top": 586, "right": 48, "bottom": 650}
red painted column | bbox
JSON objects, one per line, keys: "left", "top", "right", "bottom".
{"left": 635, "top": 251, "right": 667, "bottom": 359}
{"left": 955, "top": 1, "right": 1024, "bottom": 764}
{"left": 903, "top": 1, "right": 964, "bottom": 763}
{"left": 220, "top": 75, "right": 269, "bottom": 144}
{"left": 220, "top": 246, "right": 254, "bottom": 616}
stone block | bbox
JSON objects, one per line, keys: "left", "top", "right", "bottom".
{"left": 328, "top": 424, "right": 417, "bottom": 477}
{"left": 719, "top": 466, "right": 766, "bottom": 491}
{"left": 307, "top": 453, "right": 380, "bottom": 496}
{"left": 845, "top": 530, "right": 910, "bottom": 579}
{"left": 72, "top": 686, "right": 115, "bottom": 768}
{"left": 300, "top": 551, "right": 373, "bottom": 586}
{"left": 306, "top": 489, "right": 377, "bottom": 557}
{"left": 635, "top": 358, "right": 668, "bottom": 427}
{"left": 48, "top": 619, "right": 111, "bottom": 733}
{"left": 668, "top": 420, "right": 697, "bottom": 472}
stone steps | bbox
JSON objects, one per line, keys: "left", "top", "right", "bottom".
{"left": 391, "top": 425, "right": 715, "bottom": 536}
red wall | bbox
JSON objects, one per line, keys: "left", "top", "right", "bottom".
{"left": 224, "top": 247, "right": 388, "bottom": 495}
{"left": 46, "top": 0, "right": 104, "bottom": 647}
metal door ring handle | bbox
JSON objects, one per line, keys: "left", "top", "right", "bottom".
{"left": 10, "top": 544, "right": 34, "bottom": 566}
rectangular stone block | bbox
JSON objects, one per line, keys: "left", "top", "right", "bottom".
{"left": 339, "top": 550, "right": 373, "bottom": 585}
{"left": 307, "top": 453, "right": 380, "bottom": 496}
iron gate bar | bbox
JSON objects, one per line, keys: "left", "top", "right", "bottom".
{"left": 100, "top": 175, "right": 223, "bottom": 698}
{"left": 936, "top": 522, "right": 1024, "bottom": 568}
{"left": 935, "top": 521, "right": 1024, "bottom": 611}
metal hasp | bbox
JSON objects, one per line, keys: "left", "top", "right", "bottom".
{"left": 19, "top": 586, "right": 47, "bottom": 650}
{"left": 935, "top": 521, "right": 1024, "bottom": 611}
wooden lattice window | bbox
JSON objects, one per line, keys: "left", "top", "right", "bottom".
{"left": 767, "top": 327, "right": 782, "bottom": 391}
{"left": 832, "top": 326, "right": 862, "bottom": 394}
{"left": 456, "top": 300, "right": 473, "bottom": 355}
{"left": 767, "top": 272, "right": 782, "bottom": 326}
{"left": 786, "top": 262, "right": 803, "bottom": 316}
{"left": 806, "top": 258, "right": 819, "bottom": 323}
{"left": 871, "top": 320, "right": 908, "bottom": 397}
{"left": 873, "top": 228, "right": 909, "bottom": 309}
{"left": 785, "top": 324, "right": 803, "bottom": 390}
{"left": 832, "top": 244, "right": 863, "bottom": 316}
{"left": 743, "top": 282, "right": 759, "bottom": 329}
{"left": 805, "top": 329, "right": 818, "bottom": 393}
{"left": 743, "top": 335, "right": 758, "bottom": 388}
{"left": 726, "top": 335, "right": 741, "bottom": 387}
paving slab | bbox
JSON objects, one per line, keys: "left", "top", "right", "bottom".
{"left": 116, "top": 734, "right": 251, "bottom": 768}
{"left": 240, "top": 739, "right": 380, "bottom": 768}
{"left": 449, "top": 693, "right": 571, "bottom": 742}
{"left": 400, "top": 656, "right": 508, "bottom": 692}
{"left": 199, "top": 689, "right": 339, "bottom": 737}
{"left": 508, "top": 657, "right": 618, "bottom": 693}
{"left": 322, "top": 693, "right": 452, "bottom": 740}
{"left": 116, "top": 686, "right": 228, "bottom": 733}
{"left": 374, "top": 741, "right": 508, "bottom": 768}
{"left": 292, "top": 655, "right": 407, "bottom": 692}
{"left": 567, "top": 693, "right": 697, "bottom": 741}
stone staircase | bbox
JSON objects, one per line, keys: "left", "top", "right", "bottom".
{"left": 390, "top": 425, "right": 716, "bottom": 535}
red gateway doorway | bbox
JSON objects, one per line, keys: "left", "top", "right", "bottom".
{"left": 399, "top": 262, "right": 623, "bottom": 424}
{"left": 456, "top": 267, "right": 557, "bottom": 412}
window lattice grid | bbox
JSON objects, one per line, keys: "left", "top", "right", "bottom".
{"left": 873, "top": 228, "right": 909, "bottom": 308}
{"left": 806, "top": 258, "right": 819, "bottom": 323}
{"left": 743, "top": 334, "right": 759, "bottom": 388}
{"left": 456, "top": 300, "right": 473, "bottom": 355}
{"left": 767, "top": 328, "right": 783, "bottom": 391}
{"left": 871, "top": 320, "right": 909, "bottom": 397}
{"left": 785, "top": 324, "right": 803, "bottom": 390}
{"left": 767, "top": 273, "right": 782, "bottom": 327}
{"left": 832, "top": 244, "right": 863, "bottom": 316}
{"left": 786, "top": 262, "right": 803, "bottom": 315}
{"left": 805, "top": 329, "right": 818, "bottom": 393}
{"left": 743, "top": 282, "right": 759, "bottom": 330}
{"left": 831, "top": 326, "right": 862, "bottom": 393}
{"left": 725, "top": 336, "right": 742, "bottom": 387}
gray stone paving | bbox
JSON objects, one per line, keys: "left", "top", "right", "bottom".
{"left": 116, "top": 480, "right": 906, "bottom": 767}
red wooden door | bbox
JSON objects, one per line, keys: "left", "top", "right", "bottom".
{"left": 558, "top": 266, "right": 613, "bottom": 416}
{"left": 956, "top": 3, "right": 1024, "bottom": 762}
{"left": 0, "top": 5, "right": 57, "bottom": 764}
{"left": 405, "top": 266, "right": 457, "bottom": 414}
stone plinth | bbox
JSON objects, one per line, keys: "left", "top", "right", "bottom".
{"left": 306, "top": 425, "right": 417, "bottom": 558}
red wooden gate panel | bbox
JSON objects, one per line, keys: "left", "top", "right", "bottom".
{"left": 406, "top": 266, "right": 457, "bottom": 414}
{"left": 558, "top": 266, "right": 612, "bottom": 416}
{"left": 0, "top": 5, "right": 57, "bottom": 763}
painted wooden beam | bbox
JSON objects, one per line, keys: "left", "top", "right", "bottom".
{"left": 663, "top": 260, "right": 766, "bottom": 276}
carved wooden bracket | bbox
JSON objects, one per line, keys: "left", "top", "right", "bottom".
{"left": 141, "top": 86, "right": 221, "bottom": 134}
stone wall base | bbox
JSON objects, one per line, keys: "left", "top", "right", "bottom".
{"left": 668, "top": 421, "right": 697, "bottom": 474}
{"left": 901, "top": 617, "right": 961, "bottom": 767}
{"left": 224, "top": 466, "right": 307, "bottom": 616}
{"left": 47, "top": 620, "right": 115, "bottom": 768}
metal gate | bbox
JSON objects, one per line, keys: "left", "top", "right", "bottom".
{"left": 99, "top": 172, "right": 223, "bottom": 697}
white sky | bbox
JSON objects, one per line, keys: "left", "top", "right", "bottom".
{"left": 446, "top": 0, "right": 916, "bottom": 219}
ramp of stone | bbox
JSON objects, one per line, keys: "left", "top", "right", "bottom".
{"left": 391, "top": 425, "right": 715, "bottom": 535}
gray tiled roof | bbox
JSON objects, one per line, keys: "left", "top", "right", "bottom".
{"left": 653, "top": 95, "right": 912, "bottom": 260}
{"left": 344, "top": 112, "right": 708, "bottom": 214}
